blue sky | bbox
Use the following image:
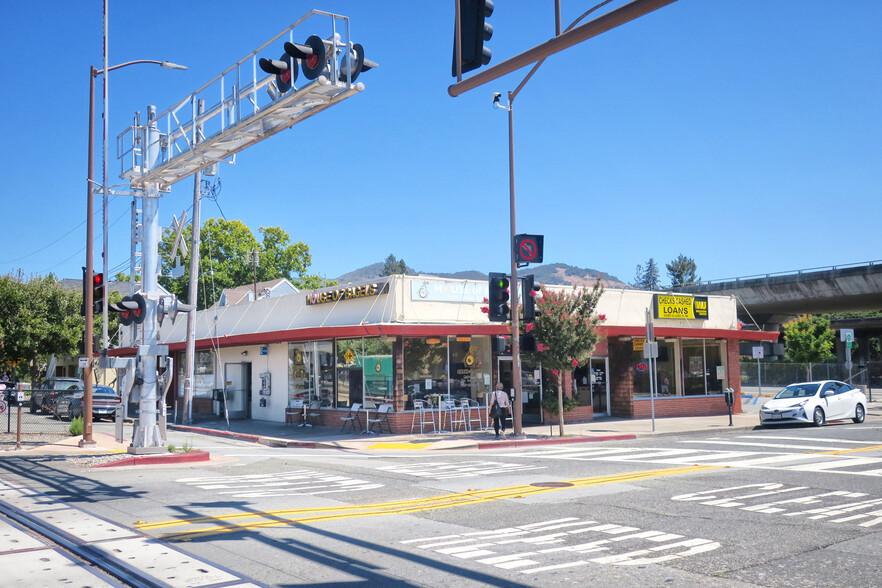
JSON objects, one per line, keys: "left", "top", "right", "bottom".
{"left": 1, "top": 1, "right": 879, "bottom": 286}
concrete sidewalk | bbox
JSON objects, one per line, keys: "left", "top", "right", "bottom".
{"left": 11, "top": 398, "right": 881, "bottom": 460}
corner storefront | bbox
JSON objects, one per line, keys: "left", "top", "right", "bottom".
{"left": 112, "top": 276, "right": 777, "bottom": 433}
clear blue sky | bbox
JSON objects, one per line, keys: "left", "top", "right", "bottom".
{"left": 1, "top": 1, "right": 879, "bottom": 286}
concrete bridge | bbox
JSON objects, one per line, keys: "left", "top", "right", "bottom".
{"left": 674, "top": 261, "right": 882, "bottom": 325}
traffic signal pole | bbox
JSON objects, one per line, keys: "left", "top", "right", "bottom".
{"left": 507, "top": 92, "right": 523, "bottom": 437}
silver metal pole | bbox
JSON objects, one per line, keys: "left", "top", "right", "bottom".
{"left": 101, "top": 0, "right": 110, "bottom": 350}
{"left": 507, "top": 92, "right": 522, "bottom": 437}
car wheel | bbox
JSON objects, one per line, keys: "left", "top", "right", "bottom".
{"left": 853, "top": 404, "right": 865, "bottom": 424}
{"left": 813, "top": 406, "right": 826, "bottom": 427}
{"left": 29, "top": 398, "right": 37, "bottom": 414}
{"left": 65, "top": 405, "right": 73, "bottom": 422}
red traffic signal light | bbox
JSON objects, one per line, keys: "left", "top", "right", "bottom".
{"left": 111, "top": 293, "right": 146, "bottom": 326}
{"left": 92, "top": 273, "right": 105, "bottom": 314}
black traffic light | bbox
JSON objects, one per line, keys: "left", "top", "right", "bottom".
{"left": 488, "top": 272, "right": 510, "bottom": 322}
{"left": 259, "top": 35, "right": 326, "bottom": 97}
{"left": 111, "top": 293, "right": 146, "bottom": 326}
{"left": 92, "top": 272, "right": 104, "bottom": 314}
{"left": 521, "top": 333, "right": 537, "bottom": 354}
{"left": 453, "top": 0, "right": 494, "bottom": 76}
{"left": 522, "top": 274, "right": 541, "bottom": 321}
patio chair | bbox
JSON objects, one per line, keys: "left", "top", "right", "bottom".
{"left": 286, "top": 399, "right": 304, "bottom": 426}
{"left": 340, "top": 403, "right": 362, "bottom": 433}
{"left": 368, "top": 404, "right": 393, "bottom": 434}
{"left": 410, "top": 399, "right": 436, "bottom": 434}
{"left": 462, "top": 398, "right": 484, "bottom": 431}
{"left": 305, "top": 400, "right": 322, "bottom": 427}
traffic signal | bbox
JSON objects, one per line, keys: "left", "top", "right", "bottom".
{"left": 339, "top": 43, "right": 378, "bottom": 83}
{"left": 92, "top": 273, "right": 105, "bottom": 314}
{"left": 453, "top": 0, "right": 494, "bottom": 76}
{"left": 259, "top": 35, "right": 327, "bottom": 97}
{"left": 522, "top": 274, "right": 541, "bottom": 321}
{"left": 157, "top": 296, "right": 196, "bottom": 327}
{"left": 110, "top": 293, "right": 146, "bottom": 326}
{"left": 488, "top": 272, "right": 510, "bottom": 322}
{"left": 521, "top": 333, "right": 537, "bottom": 353}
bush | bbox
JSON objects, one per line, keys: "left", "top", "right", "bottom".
{"left": 69, "top": 416, "right": 83, "bottom": 436}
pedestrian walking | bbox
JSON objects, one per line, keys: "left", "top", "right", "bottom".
{"left": 489, "top": 383, "right": 511, "bottom": 439}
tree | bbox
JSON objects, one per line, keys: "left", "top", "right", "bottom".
{"left": 666, "top": 254, "right": 700, "bottom": 287}
{"left": 633, "top": 258, "right": 661, "bottom": 290}
{"left": 782, "top": 314, "right": 836, "bottom": 379}
{"left": 159, "top": 219, "right": 335, "bottom": 309}
{"left": 522, "top": 282, "right": 606, "bottom": 436}
{"left": 0, "top": 273, "right": 83, "bottom": 386}
{"left": 381, "top": 254, "right": 409, "bottom": 276}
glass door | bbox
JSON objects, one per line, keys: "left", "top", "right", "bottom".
{"left": 590, "top": 357, "right": 609, "bottom": 416}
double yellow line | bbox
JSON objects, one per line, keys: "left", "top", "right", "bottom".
{"left": 139, "top": 465, "right": 717, "bottom": 540}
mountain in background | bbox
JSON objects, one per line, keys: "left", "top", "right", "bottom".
{"left": 335, "top": 262, "right": 629, "bottom": 288}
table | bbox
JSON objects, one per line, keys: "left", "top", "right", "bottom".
{"left": 362, "top": 402, "right": 377, "bottom": 435}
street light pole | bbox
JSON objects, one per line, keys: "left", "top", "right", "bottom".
{"left": 83, "top": 59, "right": 186, "bottom": 448}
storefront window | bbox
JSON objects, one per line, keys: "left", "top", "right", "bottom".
{"left": 632, "top": 339, "right": 677, "bottom": 398}
{"left": 448, "top": 336, "right": 492, "bottom": 402}
{"left": 193, "top": 350, "right": 215, "bottom": 397}
{"left": 335, "top": 338, "right": 393, "bottom": 408}
{"left": 403, "top": 337, "right": 448, "bottom": 409}
{"left": 681, "top": 339, "right": 725, "bottom": 395}
{"left": 288, "top": 341, "right": 334, "bottom": 407}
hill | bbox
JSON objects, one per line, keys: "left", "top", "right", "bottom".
{"left": 336, "top": 263, "right": 628, "bottom": 288}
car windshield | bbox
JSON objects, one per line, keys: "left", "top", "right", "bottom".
{"left": 773, "top": 383, "right": 820, "bottom": 399}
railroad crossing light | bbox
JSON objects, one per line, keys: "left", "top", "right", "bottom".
{"left": 488, "top": 272, "right": 510, "bottom": 322}
{"left": 92, "top": 273, "right": 105, "bottom": 314}
{"left": 522, "top": 274, "right": 541, "bottom": 321}
{"left": 258, "top": 52, "right": 298, "bottom": 96}
{"left": 453, "top": 0, "right": 494, "bottom": 76}
{"left": 157, "top": 296, "right": 196, "bottom": 326}
{"left": 111, "top": 293, "right": 146, "bottom": 326}
{"left": 338, "top": 43, "right": 378, "bottom": 83}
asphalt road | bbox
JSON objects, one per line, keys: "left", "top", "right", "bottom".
{"left": 1, "top": 418, "right": 880, "bottom": 587}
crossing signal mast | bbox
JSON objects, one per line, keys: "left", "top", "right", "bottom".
{"left": 115, "top": 10, "right": 377, "bottom": 449}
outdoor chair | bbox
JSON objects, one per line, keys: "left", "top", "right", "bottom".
{"left": 340, "top": 403, "right": 362, "bottom": 433}
{"left": 286, "top": 399, "right": 304, "bottom": 426}
{"left": 305, "top": 400, "right": 322, "bottom": 427}
{"left": 448, "top": 400, "right": 467, "bottom": 432}
{"left": 410, "top": 399, "right": 436, "bottom": 434}
{"left": 368, "top": 404, "right": 393, "bottom": 434}
{"left": 462, "top": 398, "right": 484, "bottom": 431}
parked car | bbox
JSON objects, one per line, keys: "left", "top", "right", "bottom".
{"left": 31, "top": 378, "right": 84, "bottom": 414}
{"left": 57, "top": 385, "right": 122, "bottom": 421}
{"left": 759, "top": 380, "right": 867, "bottom": 427}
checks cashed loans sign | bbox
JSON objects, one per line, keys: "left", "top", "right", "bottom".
{"left": 653, "top": 294, "right": 709, "bottom": 320}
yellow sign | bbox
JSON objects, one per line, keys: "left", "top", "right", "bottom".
{"left": 343, "top": 349, "right": 355, "bottom": 364}
{"left": 654, "top": 294, "right": 709, "bottom": 320}
{"left": 632, "top": 337, "right": 645, "bottom": 352}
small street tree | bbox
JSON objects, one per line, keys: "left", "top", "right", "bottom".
{"left": 522, "top": 281, "right": 606, "bottom": 436}
{"left": 782, "top": 314, "right": 836, "bottom": 380}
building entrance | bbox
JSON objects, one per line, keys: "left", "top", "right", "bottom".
{"left": 498, "top": 357, "right": 542, "bottom": 423}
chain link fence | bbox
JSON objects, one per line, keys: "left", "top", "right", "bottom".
{"left": 0, "top": 389, "right": 75, "bottom": 449}
{"left": 740, "top": 361, "right": 880, "bottom": 400}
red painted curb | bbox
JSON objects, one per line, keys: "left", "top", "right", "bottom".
{"left": 91, "top": 450, "right": 210, "bottom": 468}
{"left": 475, "top": 434, "right": 635, "bottom": 450}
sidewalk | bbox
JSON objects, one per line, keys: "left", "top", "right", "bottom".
{"left": 12, "top": 399, "right": 880, "bottom": 461}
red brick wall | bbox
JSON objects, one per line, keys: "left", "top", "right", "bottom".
{"left": 632, "top": 395, "right": 732, "bottom": 418}
{"left": 726, "top": 339, "right": 743, "bottom": 414}
{"left": 542, "top": 404, "right": 594, "bottom": 424}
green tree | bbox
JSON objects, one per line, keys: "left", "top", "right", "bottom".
{"left": 783, "top": 314, "right": 836, "bottom": 379}
{"left": 0, "top": 273, "right": 83, "bottom": 386}
{"left": 159, "top": 219, "right": 335, "bottom": 309}
{"left": 666, "top": 254, "right": 700, "bottom": 287}
{"left": 633, "top": 258, "right": 661, "bottom": 290}
{"left": 522, "top": 282, "right": 606, "bottom": 436}
{"left": 381, "top": 254, "right": 409, "bottom": 276}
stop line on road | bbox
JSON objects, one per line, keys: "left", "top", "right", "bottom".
{"left": 504, "top": 436, "right": 882, "bottom": 477}
{"left": 402, "top": 517, "right": 720, "bottom": 573}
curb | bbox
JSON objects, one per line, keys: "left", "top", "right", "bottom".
{"left": 168, "top": 424, "right": 321, "bottom": 449}
{"left": 474, "top": 434, "right": 636, "bottom": 450}
{"left": 90, "top": 450, "right": 210, "bottom": 468}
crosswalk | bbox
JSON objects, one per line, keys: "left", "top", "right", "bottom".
{"left": 504, "top": 435, "right": 882, "bottom": 477}
{"left": 175, "top": 470, "right": 383, "bottom": 498}
{"left": 375, "top": 460, "right": 545, "bottom": 480}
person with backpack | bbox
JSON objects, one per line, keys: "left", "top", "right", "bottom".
{"left": 489, "top": 383, "right": 511, "bottom": 439}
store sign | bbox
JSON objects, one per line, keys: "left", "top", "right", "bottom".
{"left": 633, "top": 337, "right": 645, "bottom": 352}
{"left": 306, "top": 281, "right": 389, "bottom": 306}
{"left": 636, "top": 362, "right": 648, "bottom": 372}
{"left": 653, "top": 294, "right": 709, "bottom": 320}
{"left": 411, "top": 280, "right": 486, "bottom": 303}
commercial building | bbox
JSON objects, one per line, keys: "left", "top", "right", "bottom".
{"left": 114, "top": 275, "right": 776, "bottom": 432}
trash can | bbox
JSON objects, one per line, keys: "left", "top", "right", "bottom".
{"left": 213, "top": 389, "right": 224, "bottom": 416}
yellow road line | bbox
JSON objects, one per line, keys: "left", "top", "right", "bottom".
{"left": 140, "top": 465, "right": 718, "bottom": 540}
{"left": 813, "top": 444, "right": 882, "bottom": 456}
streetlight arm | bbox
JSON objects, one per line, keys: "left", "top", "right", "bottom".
{"left": 94, "top": 60, "right": 187, "bottom": 77}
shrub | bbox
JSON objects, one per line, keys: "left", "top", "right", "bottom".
{"left": 69, "top": 416, "right": 83, "bottom": 436}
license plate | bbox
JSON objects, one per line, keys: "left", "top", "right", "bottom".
{"left": 770, "top": 414, "right": 782, "bottom": 419}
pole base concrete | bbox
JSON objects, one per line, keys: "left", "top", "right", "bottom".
{"left": 127, "top": 445, "right": 167, "bottom": 455}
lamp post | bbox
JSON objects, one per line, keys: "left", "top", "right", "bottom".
{"left": 83, "top": 59, "right": 186, "bottom": 448}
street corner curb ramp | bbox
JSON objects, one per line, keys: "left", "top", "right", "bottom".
{"left": 167, "top": 424, "right": 321, "bottom": 449}
{"left": 90, "top": 450, "right": 210, "bottom": 468}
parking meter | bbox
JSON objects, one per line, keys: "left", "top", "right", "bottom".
{"left": 723, "top": 387, "right": 734, "bottom": 426}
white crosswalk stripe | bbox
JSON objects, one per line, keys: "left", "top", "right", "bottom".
{"left": 375, "top": 460, "right": 545, "bottom": 479}
{"left": 176, "top": 470, "right": 382, "bottom": 497}
{"left": 504, "top": 437, "right": 882, "bottom": 476}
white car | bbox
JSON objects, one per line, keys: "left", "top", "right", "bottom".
{"left": 759, "top": 380, "right": 867, "bottom": 427}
